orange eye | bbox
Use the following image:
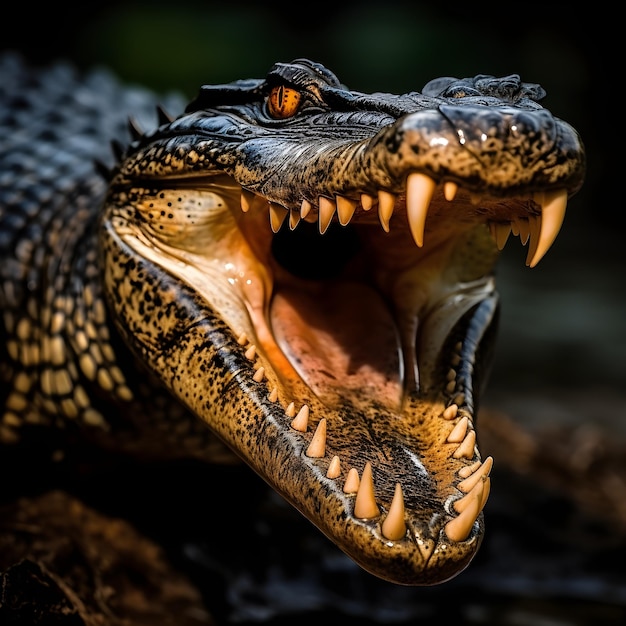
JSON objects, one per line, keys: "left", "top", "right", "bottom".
{"left": 267, "top": 85, "right": 302, "bottom": 119}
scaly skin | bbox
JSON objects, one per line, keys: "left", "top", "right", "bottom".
{"left": 0, "top": 56, "right": 585, "bottom": 585}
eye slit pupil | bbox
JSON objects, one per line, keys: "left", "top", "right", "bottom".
{"left": 277, "top": 85, "right": 286, "bottom": 107}
{"left": 268, "top": 85, "right": 301, "bottom": 119}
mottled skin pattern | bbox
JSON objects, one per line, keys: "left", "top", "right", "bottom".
{"left": 0, "top": 54, "right": 585, "bottom": 585}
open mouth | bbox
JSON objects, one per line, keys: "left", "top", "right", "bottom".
{"left": 105, "top": 168, "right": 565, "bottom": 583}
{"left": 102, "top": 59, "right": 585, "bottom": 585}
{"left": 240, "top": 175, "right": 567, "bottom": 413}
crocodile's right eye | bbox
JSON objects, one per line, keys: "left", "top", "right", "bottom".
{"left": 267, "top": 85, "right": 302, "bottom": 119}
{"left": 446, "top": 86, "right": 482, "bottom": 98}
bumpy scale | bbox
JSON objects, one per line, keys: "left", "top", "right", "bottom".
{"left": 0, "top": 56, "right": 585, "bottom": 585}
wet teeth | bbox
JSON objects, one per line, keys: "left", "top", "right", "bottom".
{"left": 240, "top": 189, "right": 255, "bottom": 213}
{"left": 354, "top": 462, "right": 380, "bottom": 519}
{"left": 443, "top": 404, "right": 459, "bottom": 420}
{"left": 528, "top": 189, "right": 567, "bottom": 267}
{"left": 406, "top": 172, "right": 435, "bottom": 247}
{"left": 290, "top": 404, "right": 309, "bottom": 432}
{"left": 381, "top": 483, "right": 406, "bottom": 540}
{"left": 300, "top": 199, "right": 312, "bottom": 219}
{"left": 445, "top": 477, "right": 485, "bottom": 542}
{"left": 446, "top": 416, "right": 469, "bottom": 443}
{"left": 480, "top": 476, "right": 491, "bottom": 510}
{"left": 525, "top": 214, "right": 541, "bottom": 266}
{"left": 306, "top": 418, "right": 327, "bottom": 457}
{"left": 343, "top": 467, "right": 360, "bottom": 493}
{"left": 289, "top": 208, "right": 301, "bottom": 230}
{"left": 337, "top": 195, "right": 357, "bottom": 225}
{"left": 494, "top": 223, "right": 512, "bottom": 250}
{"left": 453, "top": 475, "right": 486, "bottom": 514}
{"left": 327, "top": 455, "right": 341, "bottom": 478}
{"left": 452, "top": 429, "right": 476, "bottom": 459}
{"left": 361, "top": 193, "right": 375, "bottom": 210}
{"left": 486, "top": 189, "right": 566, "bottom": 267}
{"left": 443, "top": 181, "right": 458, "bottom": 201}
{"left": 378, "top": 190, "right": 396, "bottom": 232}
{"left": 458, "top": 459, "right": 481, "bottom": 479}
{"left": 269, "top": 202, "right": 288, "bottom": 232}
{"left": 318, "top": 196, "right": 337, "bottom": 234}
{"left": 516, "top": 218, "right": 530, "bottom": 244}
{"left": 457, "top": 456, "right": 493, "bottom": 493}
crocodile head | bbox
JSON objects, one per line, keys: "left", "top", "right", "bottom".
{"left": 101, "top": 59, "right": 585, "bottom": 585}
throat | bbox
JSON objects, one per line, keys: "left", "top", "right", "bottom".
{"left": 270, "top": 281, "right": 405, "bottom": 411}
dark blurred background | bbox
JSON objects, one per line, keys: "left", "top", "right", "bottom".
{"left": 2, "top": 2, "right": 625, "bottom": 624}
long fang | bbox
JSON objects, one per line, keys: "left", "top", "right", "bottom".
{"left": 354, "top": 462, "right": 380, "bottom": 519}
{"left": 406, "top": 172, "right": 435, "bottom": 247}
{"left": 381, "top": 483, "right": 406, "bottom": 540}
{"left": 306, "top": 418, "right": 326, "bottom": 457}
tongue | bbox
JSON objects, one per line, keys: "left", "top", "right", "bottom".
{"left": 270, "top": 282, "right": 403, "bottom": 410}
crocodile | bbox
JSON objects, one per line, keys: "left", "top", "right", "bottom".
{"left": 0, "top": 53, "right": 585, "bottom": 587}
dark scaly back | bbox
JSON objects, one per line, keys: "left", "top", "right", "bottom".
{"left": 0, "top": 54, "right": 223, "bottom": 460}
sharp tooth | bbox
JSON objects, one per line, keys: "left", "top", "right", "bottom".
{"left": 453, "top": 474, "right": 486, "bottom": 513}
{"left": 269, "top": 387, "right": 278, "bottom": 402}
{"left": 290, "top": 404, "right": 309, "bottom": 432}
{"left": 511, "top": 220, "right": 520, "bottom": 236}
{"left": 444, "top": 181, "right": 458, "bottom": 201}
{"left": 445, "top": 479, "right": 484, "bottom": 542}
{"left": 240, "top": 189, "right": 255, "bottom": 212}
{"left": 457, "top": 456, "right": 493, "bottom": 493}
{"left": 305, "top": 418, "right": 327, "bottom": 458}
{"left": 361, "top": 193, "right": 375, "bottom": 210}
{"left": 458, "top": 459, "right": 481, "bottom": 479}
{"left": 285, "top": 402, "right": 296, "bottom": 418}
{"left": 517, "top": 218, "right": 530, "bottom": 244}
{"left": 406, "top": 172, "right": 435, "bottom": 247}
{"left": 480, "top": 477, "right": 491, "bottom": 511}
{"left": 452, "top": 429, "right": 476, "bottom": 459}
{"left": 318, "top": 196, "right": 336, "bottom": 234}
{"left": 354, "top": 462, "right": 380, "bottom": 519}
{"left": 327, "top": 455, "right": 341, "bottom": 478}
{"left": 244, "top": 344, "right": 256, "bottom": 360}
{"left": 381, "top": 483, "right": 406, "bottom": 540}
{"left": 528, "top": 189, "right": 567, "bottom": 267}
{"left": 495, "top": 222, "right": 512, "bottom": 250}
{"left": 442, "top": 404, "right": 459, "bottom": 420}
{"left": 236, "top": 333, "right": 248, "bottom": 345}
{"left": 252, "top": 366, "right": 265, "bottom": 382}
{"left": 343, "top": 467, "right": 360, "bottom": 493}
{"left": 269, "top": 202, "right": 288, "bottom": 233}
{"left": 447, "top": 416, "right": 469, "bottom": 443}
{"left": 337, "top": 195, "right": 357, "bottom": 225}
{"left": 300, "top": 199, "right": 312, "bottom": 219}
{"left": 289, "top": 209, "right": 301, "bottom": 230}
{"left": 378, "top": 190, "right": 396, "bottom": 232}
{"left": 525, "top": 214, "right": 541, "bottom": 266}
